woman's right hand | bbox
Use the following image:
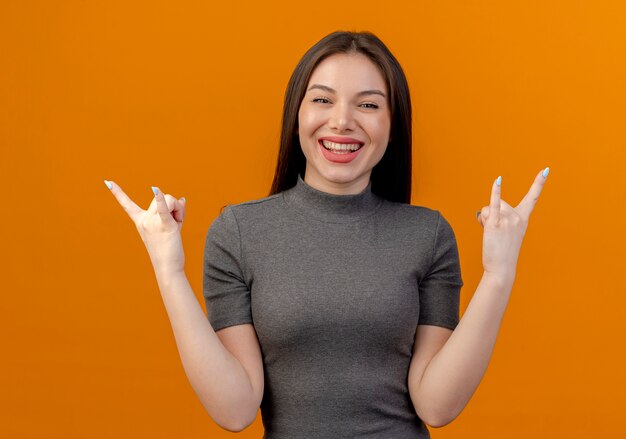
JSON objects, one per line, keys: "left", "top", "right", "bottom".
{"left": 105, "top": 180, "right": 187, "bottom": 276}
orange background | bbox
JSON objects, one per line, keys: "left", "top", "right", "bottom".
{"left": 1, "top": 1, "right": 625, "bottom": 437}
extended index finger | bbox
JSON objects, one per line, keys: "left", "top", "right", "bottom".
{"left": 104, "top": 180, "right": 144, "bottom": 222}
{"left": 515, "top": 167, "right": 549, "bottom": 219}
{"left": 488, "top": 175, "right": 502, "bottom": 224}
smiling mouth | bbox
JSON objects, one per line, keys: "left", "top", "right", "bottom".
{"left": 319, "top": 139, "right": 364, "bottom": 154}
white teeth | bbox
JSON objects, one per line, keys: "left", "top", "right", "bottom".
{"left": 321, "top": 140, "right": 362, "bottom": 151}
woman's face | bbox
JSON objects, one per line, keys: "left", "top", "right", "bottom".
{"left": 298, "top": 52, "right": 391, "bottom": 195}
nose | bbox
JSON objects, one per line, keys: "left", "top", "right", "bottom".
{"left": 328, "top": 101, "right": 356, "bottom": 132}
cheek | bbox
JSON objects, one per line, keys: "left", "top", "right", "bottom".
{"left": 370, "top": 117, "right": 392, "bottom": 142}
{"left": 298, "top": 109, "right": 314, "bottom": 148}
{"left": 299, "top": 106, "right": 325, "bottom": 133}
{"left": 382, "top": 113, "right": 392, "bottom": 140}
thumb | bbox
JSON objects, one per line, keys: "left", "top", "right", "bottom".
{"left": 172, "top": 197, "right": 186, "bottom": 224}
{"left": 476, "top": 206, "right": 490, "bottom": 227}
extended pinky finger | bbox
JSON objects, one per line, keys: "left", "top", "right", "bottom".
{"left": 151, "top": 186, "right": 172, "bottom": 222}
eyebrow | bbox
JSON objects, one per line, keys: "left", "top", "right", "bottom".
{"left": 307, "top": 83, "right": 386, "bottom": 98}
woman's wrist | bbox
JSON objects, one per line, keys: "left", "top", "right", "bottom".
{"left": 482, "top": 269, "right": 515, "bottom": 292}
{"left": 154, "top": 266, "right": 187, "bottom": 291}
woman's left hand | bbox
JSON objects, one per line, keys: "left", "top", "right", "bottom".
{"left": 477, "top": 168, "right": 550, "bottom": 284}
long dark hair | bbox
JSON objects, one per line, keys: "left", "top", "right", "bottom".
{"left": 268, "top": 31, "right": 412, "bottom": 204}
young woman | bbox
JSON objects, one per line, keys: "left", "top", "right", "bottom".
{"left": 105, "top": 31, "right": 549, "bottom": 438}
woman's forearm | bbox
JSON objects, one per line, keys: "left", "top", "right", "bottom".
{"left": 153, "top": 269, "right": 257, "bottom": 432}
{"left": 413, "top": 270, "right": 515, "bottom": 427}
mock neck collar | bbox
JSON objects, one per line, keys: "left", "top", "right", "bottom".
{"left": 282, "top": 174, "right": 383, "bottom": 223}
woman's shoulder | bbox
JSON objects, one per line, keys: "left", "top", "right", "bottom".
{"left": 378, "top": 198, "right": 442, "bottom": 226}
{"left": 377, "top": 200, "right": 459, "bottom": 248}
{"left": 217, "top": 192, "right": 285, "bottom": 221}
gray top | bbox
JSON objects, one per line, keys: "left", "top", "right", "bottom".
{"left": 203, "top": 175, "right": 463, "bottom": 438}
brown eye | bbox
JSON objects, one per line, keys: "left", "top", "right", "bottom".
{"left": 312, "top": 97, "right": 331, "bottom": 104}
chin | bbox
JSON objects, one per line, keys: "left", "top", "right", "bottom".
{"left": 319, "top": 168, "right": 358, "bottom": 182}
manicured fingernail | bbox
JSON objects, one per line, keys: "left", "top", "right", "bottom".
{"left": 542, "top": 167, "right": 550, "bottom": 178}
{"left": 180, "top": 197, "right": 186, "bottom": 202}
{"left": 496, "top": 176, "right": 502, "bottom": 186}
{"left": 104, "top": 180, "right": 112, "bottom": 190}
{"left": 152, "top": 186, "right": 159, "bottom": 196}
